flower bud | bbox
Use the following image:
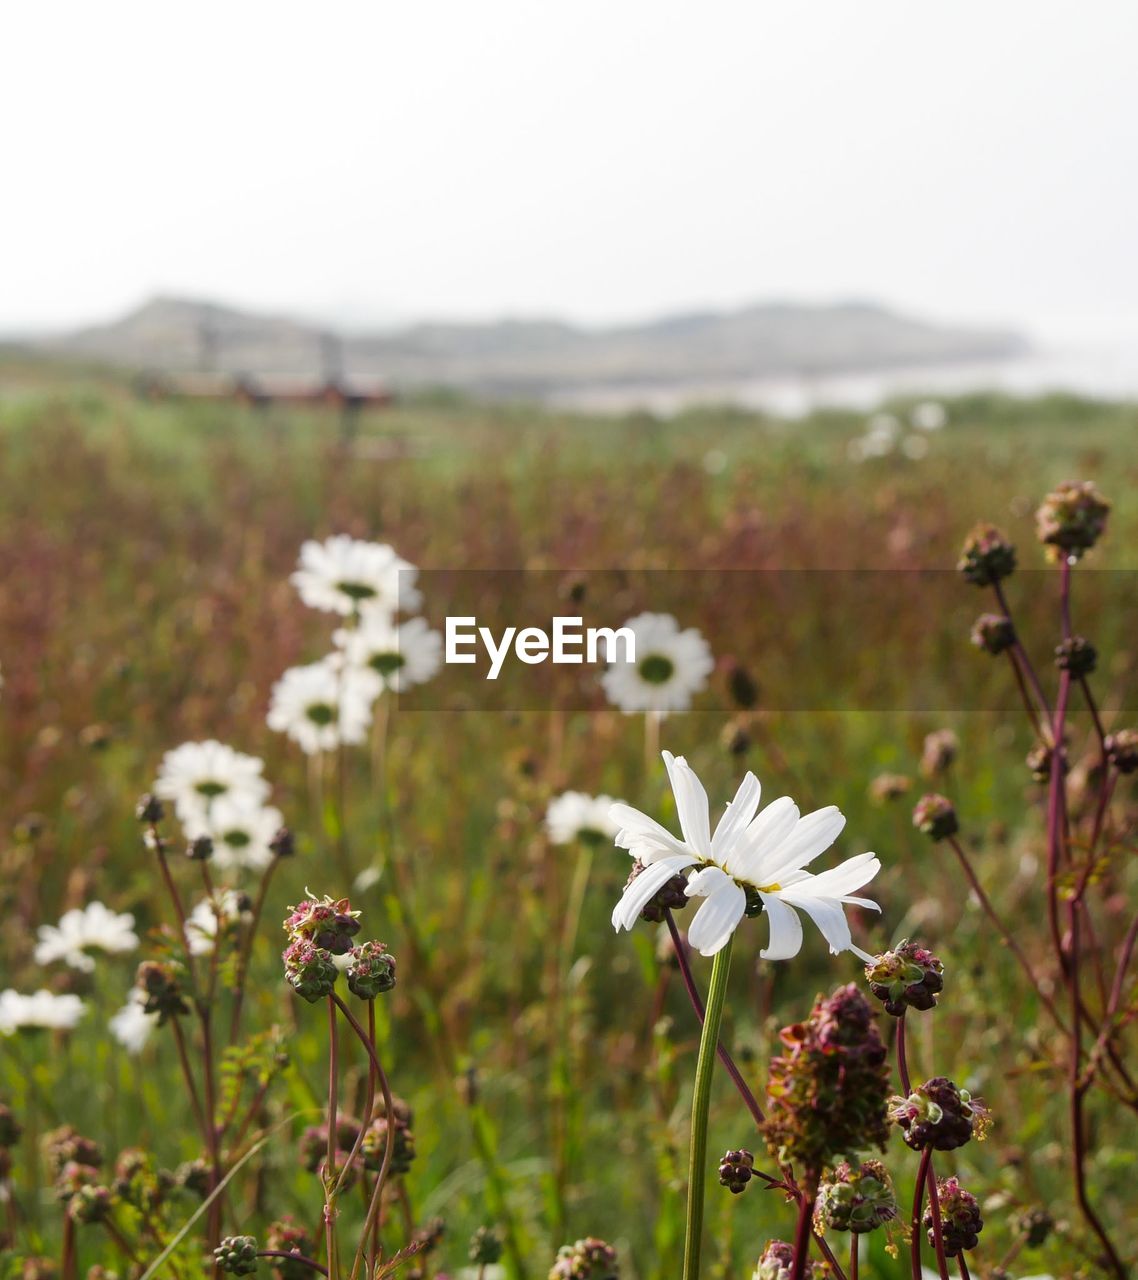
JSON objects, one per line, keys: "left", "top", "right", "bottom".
{"left": 1106, "top": 728, "right": 1138, "bottom": 775}
{"left": 925, "top": 1176, "right": 983, "bottom": 1255}
{"left": 175, "top": 1158, "right": 210, "bottom": 1199}
{"left": 718, "top": 1148, "right": 754, "bottom": 1194}
{"left": 282, "top": 939, "right": 339, "bottom": 1003}
{"left": 549, "top": 1238, "right": 619, "bottom": 1280}
{"left": 135, "top": 960, "right": 189, "bottom": 1022}
{"left": 889, "top": 1077, "right": 989, "bottom": 1151}
{"left": 185, "top": 835, "right": 214, "bottom": 862}
{"left": 912, "top": 794, "right": 958, "bottom": 841}
{"left": 1055, "top": 635, "right": 1097, "bottom": 678}
{"left": 814, "top": 1159, "right": 898, "bottom": 1234}
{"left": 763, "top": 986, "right": 889, "bottom": 1185}
{"left": 42, "top": 1127, "right": 102, "bottom": 1178}
{"left": 135, "top": 794, "right": 164, "bottom": 824}
{"left": 362, "top": 1107, "right": 415, "bottom": 1175}
{"left": 1025, "top": 744, "right": 1053, "bottom": 783}
{"left": 970, "top": 613, "right": 1015, "bottom": 656}
{"left": 265, "top": 1217, "right": 316, "bottom": 1280}
{"left": 868, "top": 773, "right": 911, "bottom": 805}
{"left": 753, "top": 1240, "right": 817, "bottom": 1280}
{"left": 623, "top": 859, "right": 689, "bottom": 924}
{"left": 958, "top": 523, "right": 1016, "bottom": 586}
{"left": 345, "top": 941, "right": 396, "bottom": 1000}
{"left": 865, "top": 940, "right": 944, "bottom": 1016}
{"left": 1036, "top": 481, "right": 1110, "bottom": 561}
{"left": 269, "top": 827, "right": 296, "bottom": 859}
{"left": 284, "top": 895, "right": 361, "bottom": 948}
{"left": 920, "top": 730, "right": 958, "bottom": 779}
{"left": 469, "top": 1226, "right": 504, "bottom": 1265}
{"left": 1014, "top": 1206, "right": 1053, "bottom": 1247}
{"left": 68, "top": 1184, "right": 113, "bottom": 1225}
{"left": 726, "top": 661, "right": 760, "bottom": 710}
{"left": 215, "top": 1235, "right": 260, "bottom": 1276}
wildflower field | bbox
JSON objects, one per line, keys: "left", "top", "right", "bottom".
{"left": 1, "top": 358, "right": 1137, "bottom": 1280}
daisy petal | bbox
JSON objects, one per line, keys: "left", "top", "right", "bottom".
{"left": 711, "top": 772, "right": 761, "bottom": 863}
{"left": 761, "top": 805, "right": 847, "bottom": 880}
{"left": 685, "top": 874, "right": 747, "bottom": 956}
{"left": 777, "top": 892, "right": 853, "bottom": 956}
{"left": 802, "top": 852, "right": 881, "bottom": 900}
{"left": 726, "top": 795, "right": 800, "bottom": 881}
{"left": 759, "top": 893, "right": 804, "bottom": 961}
{"left": 610, "top": 803, "right": 690, "bottom": 863}
{"left": 611, "top": 855, "right": 694, "bottom": 932}
{"left": 663, "top": 752, "right": 712, "bottom": 857}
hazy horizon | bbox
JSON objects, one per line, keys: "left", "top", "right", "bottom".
{"left": 5, "top": 1, "right": 1138, "bottom": 346}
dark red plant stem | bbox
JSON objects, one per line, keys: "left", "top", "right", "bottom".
{"left": 896, "top": 1014, "right": 912, "bottom": 1095}
{"left": 992, "top": 580, "right": 1053, "bottom": 726}
{"left": 1006, "top": 648, "right": 1044, "bottom": 740}
{"left": 958, "top": 1256, "right": 971, "bottom": 1280}
{"left": 325, "top": 997, "right": 339, "bottom": 1279}
{"left": 60, "top": 1210, "right": 76, "bottom": 1280}
{"left": 790, "top": 1192, "right": 815, "bottom": 1280}
{"left": 1054, "top": 559, "right": 1128, "bottom": 1279}
{"left": 1067, "top": 906, "right": 1128, "bottom": 1279}
{"left": 170, "top": 1018, "right": 209, "bottom": 1153}
{"left": 257, "top": 1253, "right": 328, "bottom": 1277}
{"left": 664, "top": 910, "right": 767, "bottom": 1127}
{"left": 330, "top": 995, "right": 397, "bottom": 1280}
{"left": 945, "top": 836, "right": 1068, "bottom": 1032}
{"left": 925, "top": 1166, "right": 952, "bottom": 1280}
{"left": 849, "top": 1236, "right": 858, "bottom": 1280}
{"left": 910, "top": 1146, "right": 933, "bottom": 1280}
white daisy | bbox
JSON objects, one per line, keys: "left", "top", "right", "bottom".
{"left": 291, "top": 535, "right": 421, "bottom": 618}
{"left": 334, "top": 615, "right": 443, "bottom": 695}
{"left": 611, "top": 751, "right": 881, "bottom": 959}
{"left": 34, "top": 902, "right": 139, "bottom": 973}
{"left": 184, "top": 795, "right": 284, "bottom": 873}
{"left": 546, "top": 791, "right": 623, "bottom": 845}
{"left": 267, "top": 658, "right": 376, "bottom": 755}
{"left": 600, "top": 613, "right": 713, "bottom": 717}
{"left": 154, "top": 740, "right": 270, "bottom": 826}
{"left": 185, "top": 889, "right": 252, "bottom": 957}
{"left": 109, "top": 989, "right": 159, "bottom": 1054}
{"left": 0, "top": 989, "right": 86, "bottom": 1034}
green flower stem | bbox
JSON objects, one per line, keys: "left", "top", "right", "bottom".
{"left": 681, "top": 935, "right": 733, "bottom": 1280}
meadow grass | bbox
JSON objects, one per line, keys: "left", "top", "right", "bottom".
{"left": 1, "top": 361, "right": 1136, "bottom": 1278}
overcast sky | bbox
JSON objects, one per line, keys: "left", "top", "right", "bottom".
{"left": 4, "top": 1, "right": 1138, "bottom": 337}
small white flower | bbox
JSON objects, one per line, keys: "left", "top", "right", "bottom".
{"left": 185, "top": 889, "right": 251, "bottom": 956}
{"left": 611, "top": 751, "right": 881, "bottom": 959}
{"left": 109, "top": 989, "right": 159, "bottom": 1054}
{"left": 0, "top": 989, "right": 86, "bottom": 1034}
{"left": 155, "top": 740, "right": 269, "bottom": 826}
{"left": 185, "top": 795, "right": 284, "bottom": 873}
{"left": 34, "top": 902, "right": 139, "bottom": 973}
{"left": 546, "top": 791, "right": 623, "bottom": 845}
{"left": 334, "top": 615, "right": 443, "bottom": 695}
{"left": 267, "top": 657, "right": 376, "bottom": 755}
{"left": 601, "top": 613, "right": 713, "bottom": 717}
{"left": 291, "top": 535, "right": 421, "bottom": 618}
{"left": 911, "top": 401, "right": 947, "bottom": 432}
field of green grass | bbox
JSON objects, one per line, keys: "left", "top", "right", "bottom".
{"left": 1, "top": 357, "right": 1136, "bottom": 1279}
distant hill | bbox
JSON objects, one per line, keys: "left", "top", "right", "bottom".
{"left": 41, "top": 295, "right": 1028, "bottom": 397}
